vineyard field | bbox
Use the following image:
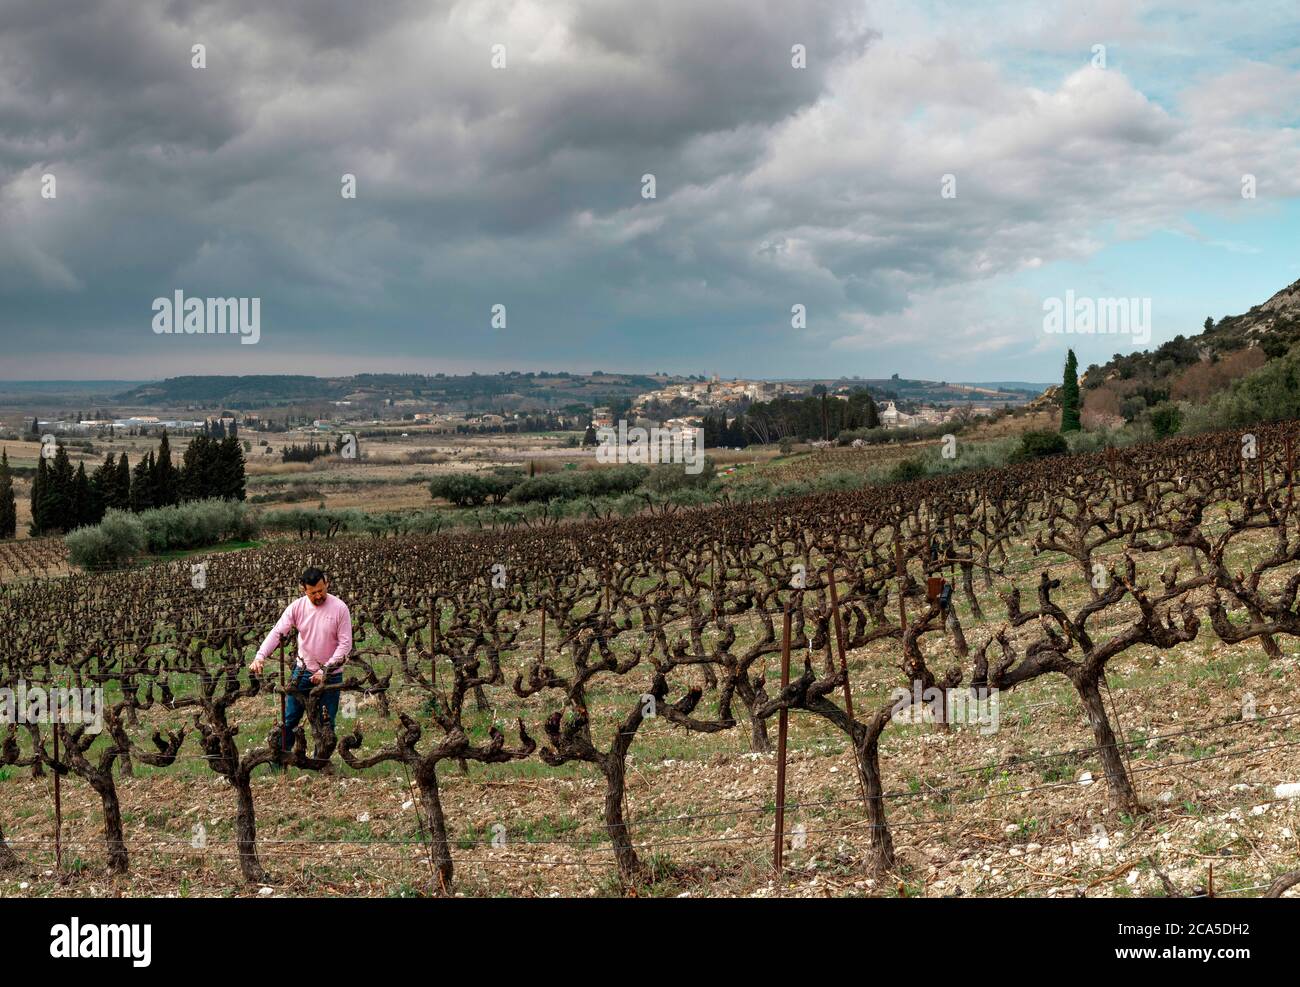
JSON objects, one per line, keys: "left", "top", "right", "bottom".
{"left": 4, "top": 424, "right": 1300, "bottom": 898}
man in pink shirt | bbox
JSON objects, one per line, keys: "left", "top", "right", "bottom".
{"left": 250, "top": 567, "right": 353, "bottom": 752}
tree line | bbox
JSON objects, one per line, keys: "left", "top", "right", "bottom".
{"left": 23, "top": 432, "right": 246, "bottom": 537}
{"left": 704, "top": 389, "right": 881, "bottom": 447}
{"left": 281, "top": 440, "right": 333, "bottom": 464}
{"left": 0, "top": 451, "right": 15, "bottom": 539}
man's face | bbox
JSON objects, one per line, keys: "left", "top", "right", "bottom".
{"left": 303, "top": 578, "right": 329, "bottom": 606}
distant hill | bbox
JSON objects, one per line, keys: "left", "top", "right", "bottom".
{"left": 118, "top": 375, "right": 342, "bottom": 405}
{"left": 837, "top": 378, "right": 1038, "bottom": 403}
{"left": 1, "top": 372, "right": 1044, "bottom": 415}
{"left": 0, "top": 380, "right": 147, "bottom": 401}
{"left": 111, "top": 371, "right": 673, "bottom": 411}
{"left": 954, "top": 381, "right": 1051, "bottom": 393}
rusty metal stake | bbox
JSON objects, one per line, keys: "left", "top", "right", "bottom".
{"left": 773, "top": 603, "right": 792, "bottom": 874}
{"left": 52, "top": 715, "right": 62, "bottom": 877}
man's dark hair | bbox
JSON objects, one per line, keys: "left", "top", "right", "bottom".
{"left": 300, "top": 567, "right": 328, "bottom": 587}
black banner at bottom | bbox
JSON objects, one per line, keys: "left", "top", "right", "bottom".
{"left": 0, "top": 894, "right": 1286, "bottom": 974}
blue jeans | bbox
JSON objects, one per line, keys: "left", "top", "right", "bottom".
{"left": 280, "top": 668, "right": 343, "bottom": 746}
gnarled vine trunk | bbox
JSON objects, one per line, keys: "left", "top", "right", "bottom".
{"left": 1075, "top": 675, "right": 1140, "bottom": 813}
{"left": 87, "top": 771, "right": 129, "bottom": 874}
{"left": 233, "top": 771, "right": 268, "bottom": 884}
{"left": 414, "top": 761, "right": 455, "bottom": 894}
{"left": 601, "top": 754, "right": 642, "bottom": 883}
{"left": 854, "top": 712, "right": 896, "bottom": 874}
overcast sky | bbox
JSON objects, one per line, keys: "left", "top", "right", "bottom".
{"left": 3, "top": 0, "right": 1300, "bottom": 382}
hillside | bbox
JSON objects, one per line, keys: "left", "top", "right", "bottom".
{"left": 1054, "top": 277, "right": 1300, "bottom": 426}
{"left": 1085, "top": 277, "right": 1300, "bottom": 387}
{"left": 103, "top": 372, "right": 1043, "bottom": 416}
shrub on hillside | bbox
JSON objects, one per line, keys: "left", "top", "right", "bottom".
{"left": 808, "top": 470, "right": 868, "bottom": 493}
{"left": 1012, "top": 430, "right": 1069, "bottom": 461}
{"left": 66, "top": 500, "right": 256, "bottom": 567}
{"left": 1148, "top": 402, "right": 1184, "bottom": 438}
{"left": 261, "top": 507, "right": 365, "bottom": 538}
{"left": 427, "top": 472, "right": 517, "bottom": 507}
{"left": 1195, "top": 346, "right": 1300, "bottom": 429}
{"left": 888, "top": 458, "right": 929, "bottom": 484}
{"left": 726, "top": 477, "right": 775, "bottom": 502}
{"left": 137, "top": 499, "right": 258, "bottom": 553}
{"left": 507, "top": 465, "right": 647, "bottom": 504}
{"left": 66, "top": 510, "right": 146, "bottom": 568}
{"left": 839, "top": 422, "right": 956, "bottom": 446}
{"left": 640, "top": 460, "right": 717, "bottom": 494}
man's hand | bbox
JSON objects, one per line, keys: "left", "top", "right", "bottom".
{"left": 311, "top": 670, "right": 325, "bottom": 686}
{"left": 250, "top": 656, "right": 266, "bottom": 676}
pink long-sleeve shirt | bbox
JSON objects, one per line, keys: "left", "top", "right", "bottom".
{"left": 256, "top": 594, "right": 353, "bottom": 673}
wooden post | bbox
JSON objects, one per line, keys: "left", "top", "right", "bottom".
{"left": 429, "top": 597, "right": 438, "bottom": 689}
{"left": 827, "top": 568, "right": 870, "bottom": 806}
{"left": 773, "top": 603, "right": 792, "bottom": 874}
{"left": 894, "top": 541, "right": 907, "bottom": 630}
{"left": 713, "top": 547, "right": 720, "bottom": 618}
{"left": 1288, "top": 434, "right": 1294, "bottom": 508}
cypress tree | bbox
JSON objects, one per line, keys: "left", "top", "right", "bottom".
{"left": 863, "top": 395, "right": 881, "bottom": 429}
{"left": 48, "top": 444, "right": 75, "bottom": 532}
{"left": 114, "top": 453, "right": 132, "bottom": 510}
{"left": 89, "top": 453, "right": 117, "bottom": 522}
{"left": 1060, "top": 349, "right": 1081, "bottom": 433}
{"left": 29, "top": 455, "right": 48, "bottom": 534}
{"left": 71, "top": 461, "right": 92, "bottom": 529}
{"left": 154, "top": 431, "right": 180, "bottom": 507}
{"left": 0, "top": 450, "right": 15, "bottom": 539}
{"left": 91, "top": 452, "right": 113, "bottom": 501}
{"left": 219, "top": 434, "right": 246, "bottom": 501}
{"left": 131, "top": 451, "right": 157, "bottom": 512}
{"left": 181, "top": 435, "right": 213, "bottom": 501}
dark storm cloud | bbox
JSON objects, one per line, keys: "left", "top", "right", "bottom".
{"left": 3, "top": 0, "right": 1298, "bottom": 380}
{"left": 0, "top": 0, "right": 874, "bottom": 376}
